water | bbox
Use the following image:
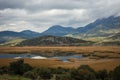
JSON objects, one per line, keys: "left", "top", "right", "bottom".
{"left": 0, "top": 54, "right": 38, "bottom": 58}
{"left": 0, "top": 53, "right": 83, "bottom": 62}
{"left": 51, "top": 55, "right": 83, "bottom": 62}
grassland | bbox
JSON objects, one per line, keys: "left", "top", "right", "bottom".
{"left": 0, "top": 46, "right": 120, "bottom": 58}
{"left": 0, "top": 46, "right": 120, "bottom": 54}
{"left": 0, "top": 38, "right": 25, "bottom": 46}
{"left": 0, "top": 46, "right": 120, "bottom": 71}
{"left": 0, "top": 58, "right": 119, "bottom": 71}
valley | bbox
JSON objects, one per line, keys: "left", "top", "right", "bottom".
{"left": 0, "top": 46, "right": 120, "bottom": 71}
{"left": 0, "top": 0, "right": 120, "bottom": 79}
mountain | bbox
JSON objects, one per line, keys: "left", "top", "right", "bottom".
{"left": 93, "top": 32, "right": 120, "bottom": 46}
{"left": 76, "top": 16, "right": 120, "bottom": 38}
{"left": 0, "top": 30, "right": 40, "bottom": 44}
{"left": 40, "top": 16, "right": 120, "bottom": 38}
{"left": 41, "top": 25, "right": 76, "bottom": 36}
{"left": 20, "top": 30, "right": 40, "bottom": 38}
{"left": 108, "top": 32, "right": 120, "bottom": 40}
{"left": 0, "top": 16, "right": 120, "bottom": 46}
{"left": 0, "top": 38, "right": 25, "bottom": 46}
{"left": 0, "top": 31, "right": 25, "bottom": 44}
{"left": 17, "top": 35, "right": 94, "bottom": 46}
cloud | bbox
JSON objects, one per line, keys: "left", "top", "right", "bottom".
{"left": 0, "top": 0, "right": 120, "bottom": 32}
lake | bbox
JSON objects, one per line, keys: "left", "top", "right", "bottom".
{"left": 0, "top": 53, "right": 83, "bottom": 62}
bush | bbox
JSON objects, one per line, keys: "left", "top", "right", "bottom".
{"left": 70, "top": 65, "right": 96, "bottom": 80}
{"left": 0, "top": 60, "right": 120, "bottom": 80}
{"left": 53, "top": 67, "right": 68, "bottom": 74}
{"left": 96, "top": 69, "right": 108, "bottom": 80}
{"left": 33, "top": 67, "right": 52, "bottom": 79}
{"left": 23, "top": 71, "right": 39, "bottom": 79}
{"left": 112, "top": 65, "right": 120, "bottom": 80}
{"left": 56, "top": 74, "right": 71, "bottom": 80}
{"left": 0, "top": 66, "right": 9, "bottom": 74}
{"left": 9, "top": 59, "right": 32, "bottom": 75}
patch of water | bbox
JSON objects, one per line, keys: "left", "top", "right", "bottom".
{"left": 0, "top": 54, "right": 83, "bottom": 62}
{"left": 50, "top": 55, "right": 83, "bottom": 62}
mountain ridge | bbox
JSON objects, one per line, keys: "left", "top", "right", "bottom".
{"left": 0, "top": 15, "right": 120, "bottom": 46}
{"left": 0, "top": 30, "right": 40, "bottom": 44}
{"left": 41, "top": 25, "right": 76, "bottom": 36}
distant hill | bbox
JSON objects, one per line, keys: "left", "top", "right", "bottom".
{"left": 41, "top": 25, "right": 76, "bottom": 36}
{"left": 94, "top": 32, "right": 120, "bottom": 46}
{"left": 20, "top": 30, "right": 40, "bottom": 37}
{"left": 0, "top": 31, "right": 25, "bottom": 44}
{"left": 0, "top": 30, "right": 40, "bottom": 44}
{"left": 17, "top": 35, "right": 94, "bottom": 46}
{"left": 0, "top": 16, "right": 120, "bottom": 46}
{"left": 95, "top": 41, "right": 120, "bottom": 46}
{"left": 40, "top": 16, "right": 120, "bottom": 39}
{"left": 0, "top": 38, "right": 25, "bottom": 46}
{"left": 107, "top": 32, "right": 120, "bottom": 40}
{"left": 75, "top": 16, "right": 120, "bottom": 38}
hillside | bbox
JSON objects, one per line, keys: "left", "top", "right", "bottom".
{"left": 108, "top": 32, "right": 120, "bottom": 40}
{"left": 41, "top": 25, "right": 76, "bottom": 36}
{"left": 0, "top": 31, "right": 25, "bottom": 44}
{"left": 0, "top": 38, "right": 26, "bottom": 46}
{"left": 0, "top": 16, "right": 120, "bottom": 46}
{"left": 20, "top": 30, "right": 40, "bottom": 37}
{"left": 39, "top": 16, "right": 120, "bottom": 42}
{"left": 0, "top": 30, "right": 40, "bottom": 44}
{"left": 76, "top": 16, "right": 120, "bottom": 38}
{"left": 17, "top": 36, "right": 94, "bottom": 46}
{"left": 94, "top": 33, "right": 120, "bottom": 46}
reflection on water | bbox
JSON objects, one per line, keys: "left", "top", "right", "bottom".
{"left": 51, "top": 55, "right": 83, "bottom": 62}
{"left": 0, "top": 53, "right": 83, "bottom": 62}
{"left": 0, "top": 54, "right": 36, "bottom": 58}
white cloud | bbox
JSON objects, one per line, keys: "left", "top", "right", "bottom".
{"left": 0, "top": 0, "right": 120, "bottom": 32}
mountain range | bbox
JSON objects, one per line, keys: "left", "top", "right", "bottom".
{"left": 0, "top": 30, "right": 40, "bottom": 44}
{"left": 41, "top": 16, "right": 120, "bottom": 38}
{"left": 41, "top": 25, "right": 76, "bottom": 36}
{"left": 0, "top": 16, "right": 120, "bottom": 46}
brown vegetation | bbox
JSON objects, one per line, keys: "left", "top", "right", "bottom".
{"left": 0, "top": 58, "right": 119, "bottom": 71}
{"left": 0, "top": 46, "right": 120, "bottom": 54}
{"left": 0, "top": 46, "right": 120, "bottom": 71}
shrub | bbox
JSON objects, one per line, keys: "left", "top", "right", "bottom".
{"left": 23, "top": 71, "right": 38, "bottom": 79}
{"left": 0, "top": 66, "right": 9, "bottom": 74}
{"left": 96, "top": 69, "right": 108, "bottom": 80}
{"left": 9, "top": 59, "right": 32, "bottom": 75}
{"left": 112, "top": 65, "right": 120, "bottom": 80}
{"left": 70, "top": 65, "right": 96, "bottom": 80}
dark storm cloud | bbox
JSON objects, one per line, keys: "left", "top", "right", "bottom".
{"left": 0, "top": 0, "right": 120, "bottom": 32}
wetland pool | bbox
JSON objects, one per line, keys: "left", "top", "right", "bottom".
{"left": 0, "top": 53, "right": 83, "bottom": 62}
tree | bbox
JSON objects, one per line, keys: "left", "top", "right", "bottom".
{"left": 56, "top": 74, "right": 71, "bottom": 80}
{"left": 112, "top": 65, "right": 120, "bottom": 80}
{"left": 23, "top": 71, "right": 39, "bottom": 80}
{"left": 9, "top": 59, "right": 32, "bottom": 75}
{"left": 0, "top": 66, "right": 9, "bottom": 74}
{"left": 70, "top": 65, "right": 96, "bottom": 80}
{"left": 97, "top": 69, "right": 108, "bottom": 80}
{"left": 34, "top": 68, "right": 52, "bottom": 79}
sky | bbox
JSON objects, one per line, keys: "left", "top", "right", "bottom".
{"left": 0, "top": 0, "right": 120, "bottom": 32}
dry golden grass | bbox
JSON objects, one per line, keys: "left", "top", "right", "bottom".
{"left": 0, "top": 58, "right": 119, "bottom": 71}
{"left": 0, "top": 46, "right": 120, "bottom": 71}
{"left": 0, "top": 46, "right": 120, "bottom": 58}
{"left": 0, "top": 46, "right": 120, "bottom": 54}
